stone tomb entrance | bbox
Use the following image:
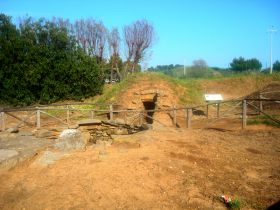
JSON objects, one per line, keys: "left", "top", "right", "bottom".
{"left": 141, "top": 91, "right": 158, "bottom": 124}
{"left": 143, "top": 101, "right": 156, "bottom": 124}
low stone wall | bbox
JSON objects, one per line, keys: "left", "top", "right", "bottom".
{"left": 77, "top": 119, "right": 148, "bottom": 144}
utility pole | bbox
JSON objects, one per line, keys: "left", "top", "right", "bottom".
{"left": 268, "top": 26, "right": 277, "bottom": 74}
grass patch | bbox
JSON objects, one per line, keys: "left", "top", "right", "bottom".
{"left": 144, "top": 72, "right": 204, "bottom": 105}
{"left": 228, "top": 198, "right": 241, "bottom": 209}
{"left": 91, "top": 72, "right": 204, "bottom": 106}
{"left": 93, "top": 73, "right": 144, "bottom": 106}
{"left": 248, "top": 115, "right": 280, "bottom": 127}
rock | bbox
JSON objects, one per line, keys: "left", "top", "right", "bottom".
{"left": 113, "top": 128, "right": 128, "bottom": 135}
{"left": 98, "top": 150, "right": 108, "bottom": 160}
{"left": 0, "top": 132, "right": 17, "bottom": 140}
{"left": 114, "top": 118, "right": 126, "bottom": 125}
{"left": 95, "top": 139, "right": 112, "bottom": 148}
{"left": 49, "top": 128, "right": 60, "bottom": 132}
{"left": 35, "top": 129, "right": 53, "bottom": 138}
{"left": 0, "top": 149, "right": 19, "bottom": 172}
{"left": 19, "top": 130, "right": 33, "bottom": 136}
{"left": 96, "top": 140, "right": 105, "bottom": 147}
{"left": 55, "top": 129, "right": 87, "bottom": 151}
{"left": 78, "top": 119, "right": 102, "bottom": 126}
{"left": 0, "top": 149, "right": 19, "bottom": 162}
{"left": 32, "top": 151, "right": 65, "bottom": 166}
{"left": 7, "top": 127, "right": 19, "bottom": 133}
{"left": 81, "top": 131, "right": 91, "bottom": 143}
{"left": 113, "top": 141, "right": 141, "bottom": 149}
{"left": 102, "top": 120, "right": 126, "bottom": 126}
{"left": 69, "top": 124, "right": 79, "bottom": 129}
{"left": 141, "top": 89, "right": 158, "bottom": 95}
{"left": 141, "top": 123, "right": 151, "bottom": 130}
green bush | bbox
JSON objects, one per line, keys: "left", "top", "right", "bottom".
{"left": 0, "top": 14, "right": 104, "bottom": 106}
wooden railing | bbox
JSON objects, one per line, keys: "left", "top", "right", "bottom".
{"left": 0, "top": 99, "right": 279, "bottom": 132}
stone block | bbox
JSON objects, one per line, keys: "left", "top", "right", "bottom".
{"left": 113, "top": 128, "right": 128, "bottom": 135}
{"left": 35, "top": 129, "right": 53, "bottom": 138}
{"left": 7, "top": 127, "right": 19, "bottom": 133}
{"left": 55, "top": 129, "right": 87, "bottom": 151}
{"left": 69, "top": 124, "right": 79, "bottom": 129}
{"left": 78, "top": 119, "right": 102, "bottom": 126}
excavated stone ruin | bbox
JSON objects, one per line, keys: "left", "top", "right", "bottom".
{"left": 77, "top": 119, "right": 148, "bottom": 145}
{"left": 118, "top": 88, "right": 177, "bottom": 127}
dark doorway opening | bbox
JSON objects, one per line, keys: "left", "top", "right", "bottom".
{"left": 143, "top": 101, "right": 156, "bottom": 124}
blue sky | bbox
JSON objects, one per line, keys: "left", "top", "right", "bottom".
{"left": 1, "top": 0, "right": 279, "bottom": 68}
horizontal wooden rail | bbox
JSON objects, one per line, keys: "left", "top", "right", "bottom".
{"left": 1, "top": 98, "right": 279, "bottom": 131}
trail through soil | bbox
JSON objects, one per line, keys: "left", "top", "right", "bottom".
{"left": 0, "top": 127, "right": 279, "bottom": 210}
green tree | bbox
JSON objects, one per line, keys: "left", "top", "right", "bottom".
{"left": 273, "top": 60, "right": 280, "bottom": 72}
{"left": 230, "top": 57, "right": 262, "bottom": 71}
{"left": 246, "top": 58, "right": 262, "bottom": 70}
{"left": 230, "top": 57, "right": 247, "bottom": 71}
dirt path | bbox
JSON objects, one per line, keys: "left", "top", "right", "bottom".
{"left": 0, "top": 127, "right": 279, "bottom": 210}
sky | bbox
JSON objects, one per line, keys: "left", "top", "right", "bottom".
{"left": 1, "top": 0, "right": 280, "bottom": 68}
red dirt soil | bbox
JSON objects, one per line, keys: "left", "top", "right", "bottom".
{"left": 0, "top": 127, "right": 279, "bottom": 210}
{"left": 1, "top": 75, "right": 280, "bottom": 209}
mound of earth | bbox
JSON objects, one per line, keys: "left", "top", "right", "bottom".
{"left": 104, "top": 73, "right": 280, "bottom": 127}
{"left": 200, "top": 76, "right": 280, "bottom": 100}
{"left": 116, "top": 74, "right": 187, "bottom": 126}
{"left": 245, "top": 81, "right": 280, "bottom": 99}
{"left": 117, "top": 75, "right": 182, "bottom": 109}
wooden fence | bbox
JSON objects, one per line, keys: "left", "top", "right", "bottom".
{"left": 0, "top": 99, "right": 279, "bottom": 132}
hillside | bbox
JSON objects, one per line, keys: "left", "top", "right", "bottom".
{"left": 93, "top": 72, "right": 280, "bottom": 106}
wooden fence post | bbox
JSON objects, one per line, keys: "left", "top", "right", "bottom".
{"left": 66, "top": 105, "right": 70, "bottom": 124}
{"left": 184, "top": 108, "right": 188, "bottom": 128}
{"left": 259, "top": 93, "right": 263, "bottom": 115}
{"left": 36, "top": 109, "right": 41, "bottom": 129}
{"left": 109, "top": 105, "right": 113, "bottom": 120}
{"left": 242, "top": 100, "right": 247, "bottom": 129}
{"left": 91, "top": 110, "right": 95, "bottom": 119}
{"left": 173, "top": 105, "right": 177, "bottom": 126}
{"left": 206, "top": 104, "right": 209, "bottom": 118}
{"left": 217, "top": 103, "right": 220, "bottom": 118}
{"left": 1, "top": 112, "right": 5, "bottom": 131}
{"left": 186, "top": 108, "right": 192, "bottom": 128}
{"left": 124, "top": 111, "right": 127, "bottom": 124}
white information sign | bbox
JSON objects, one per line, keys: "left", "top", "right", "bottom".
{"left": 204, "top": 94, "right": 223, "bottom": 102}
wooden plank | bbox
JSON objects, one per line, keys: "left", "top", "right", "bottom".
{"left": 1, "top": 112, "right": 5, "bottom": 131}
{"left": 109, "top": 105, "right": 113, "bottom": 120}
{"left": 248, "top": 102, "right": 280, "bottom": 125}
{"left": 90, "top": 110, "right": 95, "bottom": 119}
{"left": 142, "top": 112, "right": 168, "bottom": 128}
{"left": 40, "top": 110, "right": 68, "bottom": 125}
{"left": 187, "top": 108, "right": 192, "bottom": 128}
{"left": 217, "top": 103, "right": 220, "bottom": 118}
{"left": 259, "top": 93, "right": 263, "bottom": 115}
{"left": 5, "top": 112, "right": 34, "bottom": 127}
{"left": 173, "top": 105, "right": 177, "bottom": 126}
{"left": 242, "top": 100, "right": 247, "bottom": 129}
{"left": 124, "top": 111, "right": 127, "bottom": 124}
{"left": 184, "top": 108, "right": 188, "bottom": 128}
{"left": 36, "top": 110, "right": 41, "bottom": 129}
{"left": 13, "top": 111, "right": 36, "bottom": 129}
{"left": 66, "top": 105, "right": 70, "bottom": 124}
